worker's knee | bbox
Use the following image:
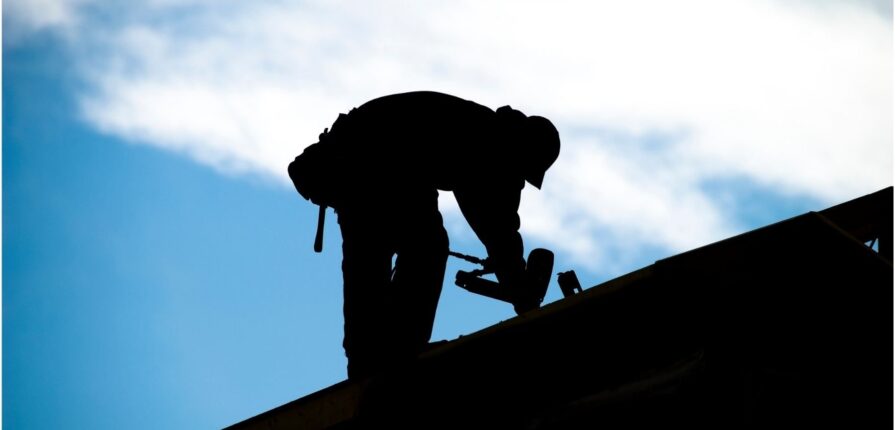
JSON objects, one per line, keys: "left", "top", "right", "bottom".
{"left": 432, "top": 225, "right": 449, "bottom": 252}
{"left": 407, "top": 225, "right": 448, "bottom": 258}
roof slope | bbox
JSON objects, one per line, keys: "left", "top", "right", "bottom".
{"left": 228, "top": 187, "right": 892, "bottom": 429}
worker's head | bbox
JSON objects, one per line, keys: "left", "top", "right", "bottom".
{"left": 496, "top": 106, "right": 560, "bottom": 189}
{"left": 520, "top": 115, "right": 560, "bottom": 189}
{"left": 496, "top": 106, "right": 560, "bottom": 188}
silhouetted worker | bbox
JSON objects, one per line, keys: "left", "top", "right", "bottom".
{"left": 288, "top": 91, "right": 560, "bottom": 379}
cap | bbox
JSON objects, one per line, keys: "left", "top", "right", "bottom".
{"left": 523, "top": 116, "right": 560, "bottom": 189}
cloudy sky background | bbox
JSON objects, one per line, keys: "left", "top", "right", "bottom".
{"left": 4, "top": 0, "right": 891, "bottom": 428}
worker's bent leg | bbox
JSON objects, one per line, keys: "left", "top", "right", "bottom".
{"left": 338, "top": 208, "right": 394, "bottom": 379}
{"left": 391, "top": 193, "right": 449, "bottom": 358}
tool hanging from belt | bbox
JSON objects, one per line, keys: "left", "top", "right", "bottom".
{"left": 297, "top": 109, "right": 355, "bottom": 254}
{"left": 314, "top": 205, "right": 326, "bottom": 253}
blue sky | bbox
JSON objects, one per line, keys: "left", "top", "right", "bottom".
{"left": 4, "top": 1, "right": 892, "bottom": 428}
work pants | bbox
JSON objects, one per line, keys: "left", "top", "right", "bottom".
{"left": 337, "top": 188, "right": 449, "bottom": 379}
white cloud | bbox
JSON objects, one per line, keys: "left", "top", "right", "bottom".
{"left": 4, "top": 0, "right": 93, "bottom": 41}
{"left": 9, "top": 0, "right": 892, "bottom": 274}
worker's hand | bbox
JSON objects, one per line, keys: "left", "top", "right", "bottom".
{"left": 480, "top": 257, "right": 494, "bottom": 273}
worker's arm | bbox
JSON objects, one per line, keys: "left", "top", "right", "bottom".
{"left": 454, "top": 179, "right": 526, "bottom": 293}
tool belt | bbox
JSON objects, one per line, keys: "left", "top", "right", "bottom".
{"left": 288, "top": 112, "right": 355, "bottom": 207}
{"left": 288, "top": 112, "right": 354, "bottom": 252}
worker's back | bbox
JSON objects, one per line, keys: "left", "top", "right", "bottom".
{"left": 330, "top": 91, "right": 526, "bottom": 193}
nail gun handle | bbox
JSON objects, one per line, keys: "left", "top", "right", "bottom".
{"left": 314, "top": 205, "right": 326, "bottom": 253}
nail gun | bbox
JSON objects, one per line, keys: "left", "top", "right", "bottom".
{"left": 450, "top": 248, "right": 554, "bottom": 315}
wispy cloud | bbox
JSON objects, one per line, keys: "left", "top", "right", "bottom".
{"left": 4, "top": 0, "right": 87, "bottom": 38}
{"left": 9, "top": 0, "right": 892, "bottom": 272}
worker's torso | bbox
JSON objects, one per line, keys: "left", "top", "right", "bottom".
{"left": 331, "top": 91, "right": 524, "bottom": 192}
